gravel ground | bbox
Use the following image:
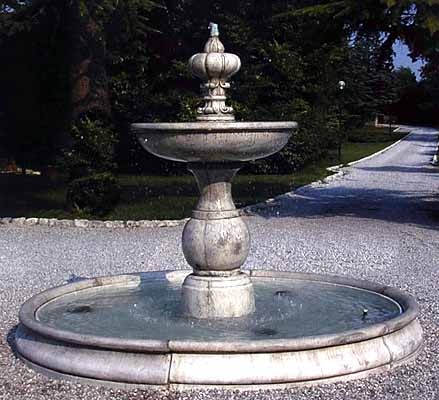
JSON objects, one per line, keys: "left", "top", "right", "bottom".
{"left": 1, "top": 126, "right": 438, "bottom": 400}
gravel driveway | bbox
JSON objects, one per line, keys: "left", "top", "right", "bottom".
{"left": 0, "top": 126, "right": 438, "bottom": 400}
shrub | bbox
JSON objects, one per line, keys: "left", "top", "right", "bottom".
{"left": 67, "top": 173, "right": 120, "bottom": 216}
{"left": 242, "top": 110, "right": 336, "bottom": 174}
{"left": 61, "top": 117, "right": 117, "bottom": 181}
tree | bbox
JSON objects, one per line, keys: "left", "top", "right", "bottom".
{"left": 61, "top": 1, "right": 159, "bottom": 213}
{"left": 1, "top": 0, "right": 437, "bottom": 179}
{"left": 418, "top": 63, "right": 439, "bottom": 125}
{"left": 394, "top": 67, "right": 418, "bottom": 96}
{"left": 385, "top": 63, "right": 439, "bottom": 126}
{"left": 0, "top": 1, "right": 72, "bottom": 169}
{"left": 276, "top": 1, "right": 439, "bottom": 55}
{"left": 339, "top": 33, "right": 398, "bottom": 128}
{"left": 387, "top": 67, "right": 420, "bottom": 124}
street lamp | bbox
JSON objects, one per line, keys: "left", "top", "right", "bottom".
{"left": 337, "top": 80, "right": 346, "bottom": 162}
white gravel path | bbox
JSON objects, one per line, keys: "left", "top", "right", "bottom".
{"left": 0, "top": 126, "right": 438, "bottom": 400}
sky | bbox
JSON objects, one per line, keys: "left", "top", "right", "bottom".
{"left": 393, "top": 40, "right": 425, "bottom": 80}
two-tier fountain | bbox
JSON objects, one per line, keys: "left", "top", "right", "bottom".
{"left": 15, "top": 24, "right": 422, "bottom": 389}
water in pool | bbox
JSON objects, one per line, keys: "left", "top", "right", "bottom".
{"left": 36, "top": 276, "right": 401, "bottom": 341}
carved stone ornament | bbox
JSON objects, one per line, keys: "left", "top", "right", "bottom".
{"left": 188, "top": 23, "right": 241, "bottom": 121}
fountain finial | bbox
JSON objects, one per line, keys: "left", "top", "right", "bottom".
{"left": 208, "top": 22, "right": 219, "bottom": 37}
{"left": 188, "top": 23, "right": 241, "bottom": 121}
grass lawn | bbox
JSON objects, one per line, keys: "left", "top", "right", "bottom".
{"left": 0, "top": 127, "right": 408, "bottom": 220}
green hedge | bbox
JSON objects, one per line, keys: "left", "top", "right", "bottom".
{"left": 67, "top": 173, "right": 120, "bottom": 216}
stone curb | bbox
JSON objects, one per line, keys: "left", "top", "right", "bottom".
{"left": 0, "top": 217, "right": 188, "bottom": 229}
{"left": 0, "top": 127, "right": 428, "bottom": 228}
{"left": 326, "top": 127, "right": 413, "bottom": 173}
{"left": 345, "top": 128, "right": 414, "bottom": 168}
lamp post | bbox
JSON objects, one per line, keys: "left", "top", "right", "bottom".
{"left": 337, "top": 80, "right": 346, "bottom": 163}
{"left": 388, "top": 115, "right": 393, "bottom": 136}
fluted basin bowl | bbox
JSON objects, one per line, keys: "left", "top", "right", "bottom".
{"left": 132, "top": 121, "right": 297, "bottom": 163}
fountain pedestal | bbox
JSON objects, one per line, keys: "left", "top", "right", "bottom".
{"left": 181, "top": 163, "right": 254, "bottom": 318}
{"left": 182, "top": 273, "right": 254, "bottom": 318}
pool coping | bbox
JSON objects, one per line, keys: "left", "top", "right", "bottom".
{"left": 18, "top": 270, "right": 419, "bottom": 354}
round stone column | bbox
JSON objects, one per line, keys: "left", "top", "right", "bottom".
{"left": 181, "top": 163, "right": 255, "bottom": 318}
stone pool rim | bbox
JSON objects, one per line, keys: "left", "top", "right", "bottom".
{"left": 18, "top": 269, "right": 420, "bottom": 354}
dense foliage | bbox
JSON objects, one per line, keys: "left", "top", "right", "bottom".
{"left": 61, "top": 116, "right": 117, "bottom": 180}
{"left": 67, "top": 172, "right": 121, "bottom": 215}
{"left": 0, "top": 0, "right": 438, "bottom": 180}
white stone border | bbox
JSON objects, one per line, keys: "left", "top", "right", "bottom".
{"left": 0, "top": 217, "right": 188, "bottom": 229}
{"left": 2, "top": 127, "right": 433, "bottom": 228}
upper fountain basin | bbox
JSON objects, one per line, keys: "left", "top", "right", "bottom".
{"left": 132, "top": 121, "right": 297, "bottom": 163}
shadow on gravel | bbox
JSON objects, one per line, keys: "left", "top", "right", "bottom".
{"left": 66, "top": 274, "right": 90, "bottom": 284}
{"left": 6, "top": 325, "right": 19, "bottom": 359}
{"left": 401, "top": 132, "right": 438, "bottom": 142}
{"left": 248, "top": 186, "right": 439, "bottom": 231}
{"left": 357, "top": 165, "right": 438, "bottom": 174}
{"left": 248, "top": 127, "right": 439, "bottom": 230}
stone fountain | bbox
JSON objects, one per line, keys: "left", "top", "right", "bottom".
{"left": 135, "top": 22, "right": 295, "bottom": 319}
{"left": 15, "top": 24, "right": 422, "bottom": 389}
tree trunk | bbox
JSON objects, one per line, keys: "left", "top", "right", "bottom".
{"left": 68, "top": 1, "right": 111, "bottom": 121}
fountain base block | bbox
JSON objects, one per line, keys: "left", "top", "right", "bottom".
{"left": 181, "top": 273, "right": 255, "bottom": 318}
{"left": 15, "top": 270, "right": 423, "bottom": 390}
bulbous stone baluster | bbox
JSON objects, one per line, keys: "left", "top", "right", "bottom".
{"left": 181, "top": 163, "right": 255, "bottom": 318}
